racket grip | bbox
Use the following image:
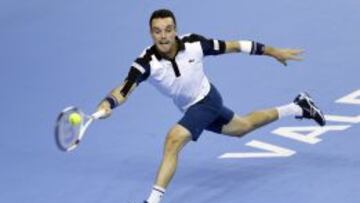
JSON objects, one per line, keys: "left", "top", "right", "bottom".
{"left": 91, "top": 110, "right": 106, "bottom": 119}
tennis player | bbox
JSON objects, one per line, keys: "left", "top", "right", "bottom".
{"left": 96, "top": 9, "right": 326, "bottom": 203}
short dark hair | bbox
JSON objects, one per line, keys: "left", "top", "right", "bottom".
{"left": 149, "top": 9, "right": 177, "bottom": 28}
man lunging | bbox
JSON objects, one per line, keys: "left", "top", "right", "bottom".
{"left": 95, "top": 9, "right": 325, "bottom": 203}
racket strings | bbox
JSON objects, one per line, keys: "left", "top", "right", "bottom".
{"left": 56, "top": 108, "right": 84, "bottom": 150}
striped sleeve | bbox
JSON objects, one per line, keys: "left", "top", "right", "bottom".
{"left": 126, "top": 48, "right": 152, "bottom": 84}
{"left": 182, "top": 33, "right": 226, "bottom": 56}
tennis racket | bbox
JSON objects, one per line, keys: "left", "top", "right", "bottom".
{"left": 55, "top": 106, "right": 105, "bottom": 152}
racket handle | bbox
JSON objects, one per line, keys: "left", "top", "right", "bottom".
{"left": 91, "top": 110, "right": 106, "bottom": 119}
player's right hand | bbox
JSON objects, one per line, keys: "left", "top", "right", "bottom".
{"left": 96, "top": 101, "right": 112, "bottom": 119}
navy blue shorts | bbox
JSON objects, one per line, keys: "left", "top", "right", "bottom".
{"left": 178, "top": 84, "right": 235, "bottom": 141}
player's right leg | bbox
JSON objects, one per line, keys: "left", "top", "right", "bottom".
{"left": 155, "top": 124, "right": 191, "bottom": 188}
{"left": 145, "top": 124, "right": 191, "bottom": 203}
{"left": 145, "top": 84, "right": 226, "bottom": 203}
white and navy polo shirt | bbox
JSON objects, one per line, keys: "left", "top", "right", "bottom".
{"left": 127, "top": 33, "right": 226, "bottom": 111}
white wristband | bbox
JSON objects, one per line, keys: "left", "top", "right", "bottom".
{"left": 238, "top": 40, "right": 253, "bottom": 53}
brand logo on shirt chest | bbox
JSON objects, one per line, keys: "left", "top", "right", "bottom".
{"left": 188, "top": 59, "right": 195, "bottom": 63}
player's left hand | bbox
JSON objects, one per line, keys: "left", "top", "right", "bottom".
{"left": 265, "top": 47, "right": 304, "bottom": 66}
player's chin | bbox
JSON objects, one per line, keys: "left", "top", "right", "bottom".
{"left": 156, "top": 44, "right": 171, "bottom": 53}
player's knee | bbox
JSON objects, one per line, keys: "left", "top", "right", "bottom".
{"left": 164, "top": 127, "right": 189, "bottom": 155}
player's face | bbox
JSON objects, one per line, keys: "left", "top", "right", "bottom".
{"left": 150, "top": 17, "right": 177, "bottom": 56}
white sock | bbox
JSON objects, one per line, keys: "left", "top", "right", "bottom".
{"left": 146, "top": 185, "right": 165, "bottom": 203}
{"left": 276, "top": 103, "right": 303, "bottom": 119}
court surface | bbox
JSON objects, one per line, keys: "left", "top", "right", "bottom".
{"left": 0, "top": 0, "right": 359, "bottom": 202}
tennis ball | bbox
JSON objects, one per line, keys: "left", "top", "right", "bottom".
{"left": 68, "top": 112, "right": 82, "bottom": 126}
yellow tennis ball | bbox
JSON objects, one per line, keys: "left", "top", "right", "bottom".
{"left": 68, "top": 112, "right": 82, "bottom": 126}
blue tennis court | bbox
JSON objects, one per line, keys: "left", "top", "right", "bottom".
{"left": 1, "top": 0, "right": 359, "bottom": 202}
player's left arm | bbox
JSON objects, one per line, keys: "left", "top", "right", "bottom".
{"left": 225, "top": 40, "right": 303, "bottom": 66}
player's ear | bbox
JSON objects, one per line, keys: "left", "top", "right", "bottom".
{"left": 149, "top": 27, "right": 155, "bottom": 37}
{"left": 149, "top": 20, "right": 154, "bottom": 35}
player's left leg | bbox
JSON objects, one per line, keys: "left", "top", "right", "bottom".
{"left": 220, "top": 92, "right": 326, "bottom": 137}
{"left": 221, "top": 109, "right": 279, "bottom": 137}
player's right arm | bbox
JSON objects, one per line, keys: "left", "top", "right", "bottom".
{"left": 96, "top": 47, "right": 152, "bottom": 118}
{"left": 96, "top": 80, "right": 138, "bottom": 118}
